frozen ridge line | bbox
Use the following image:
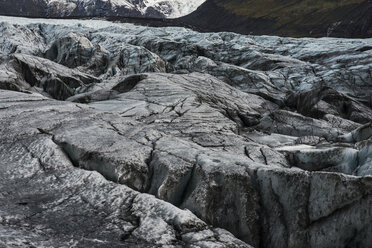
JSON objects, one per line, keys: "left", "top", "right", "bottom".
{"left": 2, "top": 0, "right": 206, "bottom": 18}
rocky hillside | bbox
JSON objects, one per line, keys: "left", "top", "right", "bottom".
{"left": 0, "top": 0, "right": 206, "bottom": 18}
{"left": 1, "top": 16, "right": 372, "bottom": 247}
{"left": 179, "top": 0, "right": 372, "bottom": 37}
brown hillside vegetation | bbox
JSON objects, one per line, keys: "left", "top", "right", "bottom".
{"left": 179, "top": 0, "right": 372, "bottom": 37}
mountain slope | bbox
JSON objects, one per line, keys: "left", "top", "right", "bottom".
{"left": 0, "top": 0, "right": 206, "bottom": 18}
{"left": 179, "top": 0, "right": 372, "bottom": 37}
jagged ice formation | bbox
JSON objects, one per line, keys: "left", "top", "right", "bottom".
{"left": 0, "top": 16, "right": 372, "bottom": 247}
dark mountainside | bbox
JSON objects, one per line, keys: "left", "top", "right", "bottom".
{"left": 179, "top": 0, "right": 372, "bottom": 38}
{"left": 0, "top": 0, "right": 48, "bottom": 17}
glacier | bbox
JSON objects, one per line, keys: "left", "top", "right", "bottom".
{"left": 0, "top": 15, "right": 372, "bottom": 247}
